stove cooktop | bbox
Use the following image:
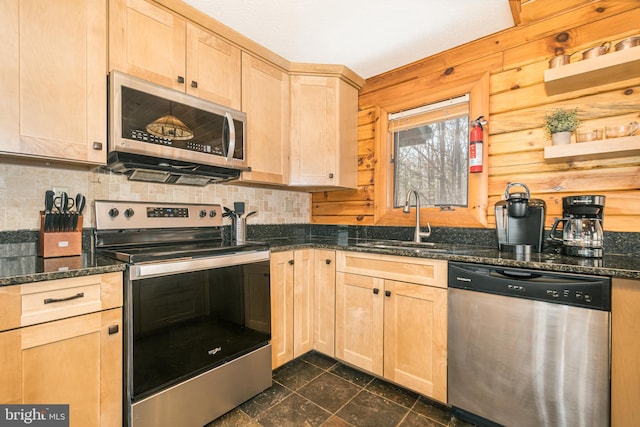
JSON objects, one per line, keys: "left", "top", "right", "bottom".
{"left": 94, "top": 200, "right": 268, "bottom": 264}
{"left": 97, "top": 240, "right": 269, "bottom": 264}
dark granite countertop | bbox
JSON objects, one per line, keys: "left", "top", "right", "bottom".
{"left": 0, "top": 241, "right": 126, "bottom": 287}
{"left": 1, "top": 234, "right": 638, "bottom": 287}
{"left": 264, "top": 236, "right": 640, "bottom": 280}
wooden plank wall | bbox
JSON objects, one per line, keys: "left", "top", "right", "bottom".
{"left": 311, "top": 0, "right": 640, "bottom": 232}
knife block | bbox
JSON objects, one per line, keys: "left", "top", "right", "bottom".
{"left": 38, "top": 211, "right": 83, "bottom": 258}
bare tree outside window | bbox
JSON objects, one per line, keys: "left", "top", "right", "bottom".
{"left": 390, "top": 96, "right": 470, "bottom": 208}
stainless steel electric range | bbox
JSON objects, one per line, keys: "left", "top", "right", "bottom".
{"left": 94, "top": 200, "right": 272, "bottom": 427}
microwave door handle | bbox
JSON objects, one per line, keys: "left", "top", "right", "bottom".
{"left": 224, "top": 112, "right": 236, "bottom": 163}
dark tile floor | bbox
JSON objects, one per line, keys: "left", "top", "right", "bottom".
{"left": 206, "top": 351, "right": 475, "bottom": 427}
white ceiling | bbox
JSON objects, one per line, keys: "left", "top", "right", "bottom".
{"left": 182, "top": 0, "right": 515, "bottom": 79}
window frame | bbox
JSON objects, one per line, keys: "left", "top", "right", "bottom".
{"left": 374, "top": 72, "right": 489, "bottom": 228}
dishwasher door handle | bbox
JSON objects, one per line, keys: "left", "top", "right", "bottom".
{"left": 495, "top": 269, "right": 542, "bottom": 280}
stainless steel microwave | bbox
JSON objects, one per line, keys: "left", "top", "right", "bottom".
{"left": 107, "top": 71, "right": 247, "bottom": 185}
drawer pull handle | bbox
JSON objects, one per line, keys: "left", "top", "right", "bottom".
{"left": 44, "top": 292, "right": 85, "bottom": 304}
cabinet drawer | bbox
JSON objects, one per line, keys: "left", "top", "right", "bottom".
{"left": 0, "top": 272, "right": 123, "bottom": 331}
{"left": 336, "top": 251, "right": 447, "bottom": 288}
{"left": 22, "top": 283, "right": 102, "bottom": 327}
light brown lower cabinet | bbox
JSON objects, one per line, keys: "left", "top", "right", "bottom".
{"left": 270, "top": 249, "right": 314, "bottom": 369}
{"left": 612, "top": 277, "right": 640, "bottom": 427}
{"left": 0, "top": 272, "right": 123, "bottom": 427}
{"left": 313, "top": 249, "right": 336, "bottom": 357}
{"left": 335, "top": 251, "right": 447, "bottom": 403}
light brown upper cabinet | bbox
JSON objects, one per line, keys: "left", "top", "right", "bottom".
{"left": 239, "top": 52, "right": 291, "bottom": 185}
{"left": 109, "top": 0, "right": 241, "bottom": 109}
{"left": 0, "top": 0, "right": 107, "bottom": 165}
{"left": 289, "top": 65, "right": 364, "bottom": 189}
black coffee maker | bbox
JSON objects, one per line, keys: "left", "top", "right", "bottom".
{"left": 549, "top": 195, "right": 605, "bottom": 257}
{"left": 495, "top": 183, "right": 546, "bottom": 253}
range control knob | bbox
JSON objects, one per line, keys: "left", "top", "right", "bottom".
{"left": 209, "top": 210, "right": 217, "bottom": 218}
{"left": 124, "top": 208, "right": 135, "bottom": 218}
{"left": 199, "top": 209, "right": 207, "bottom": 218}
{"left": 108, "top": 208, "right": 119, "bottom": 218}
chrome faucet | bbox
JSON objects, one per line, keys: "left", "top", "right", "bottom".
{"left": 403, "top": 189, "right": 431, "bottom": 243}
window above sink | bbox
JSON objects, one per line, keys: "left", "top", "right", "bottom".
{"left": 374, "top": 73, "right": 490, "bottom": 228}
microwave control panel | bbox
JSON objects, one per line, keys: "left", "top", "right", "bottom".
{"left": 129, "top": 129, "right": 226, "bottom": 156}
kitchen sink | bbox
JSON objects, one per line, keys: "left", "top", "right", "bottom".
{"left": 355, "top": 240, "right": 451, "bottom": 253}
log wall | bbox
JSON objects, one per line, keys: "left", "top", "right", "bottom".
{"left": 311, "top": 0, "right": 640, "bottom": 232}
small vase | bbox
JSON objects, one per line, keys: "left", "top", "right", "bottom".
{"left": 551, "top": 131, "right": 572, "bottom": 145}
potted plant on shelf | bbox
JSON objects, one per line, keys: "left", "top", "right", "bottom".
{"left": 544, "top": 108, "right": 581, "bottom": 145}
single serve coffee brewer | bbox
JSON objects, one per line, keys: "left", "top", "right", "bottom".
{"left": 549, "top": 195, "right": 605, "bottom": 258}
{"left": 495, "top": 183, "right": 547, "bottom": 253}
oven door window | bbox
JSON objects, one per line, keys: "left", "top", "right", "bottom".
{"left": 131, "top": 261, "right": 270, "bottom": 401}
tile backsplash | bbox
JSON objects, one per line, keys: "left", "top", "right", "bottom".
{"left": 0, "top": 162, "right": 311, "bottom": 231}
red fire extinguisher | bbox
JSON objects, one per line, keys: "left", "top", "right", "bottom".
{"left": 469, "top": 116, "right": 487, "bottom": 173}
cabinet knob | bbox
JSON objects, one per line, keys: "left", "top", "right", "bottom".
{"left": 328, "top": 173, "right": 334, "bottom": 179}
{"left": 92, "top": 141, "right": 103, "bottom": 150}
{"left": 325, "top": 259, "right": 332, "bottom": 265}
{"left": 177, "top": 76, "right": 185, "bottom": 84}
{"left": 108, "top": 325, "right": 119, "bottom": 335}
{"left": 191, "top": 80, "right": 198, "bottom": 88}
{"left": 385, "top": 290, "right": 391, "bottom": 297}
{"left": 288, "top": 259, "right": 294, "bottom": 265}
{"left": 373, "top": 288, "right": 379, "bottom": 294}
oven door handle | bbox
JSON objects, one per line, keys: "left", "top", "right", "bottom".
{"left": 129, "top": 250, "right": 269, "bottom": 279}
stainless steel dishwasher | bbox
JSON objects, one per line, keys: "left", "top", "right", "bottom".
{"left": 448, "top": 262, "right": 611, "bottom": 427}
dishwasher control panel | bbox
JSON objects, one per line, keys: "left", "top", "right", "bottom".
{"left": 449, "top": 262, "right": 611, "bottom": 311}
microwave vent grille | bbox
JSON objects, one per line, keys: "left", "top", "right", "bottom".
{"left": 106, "top": 152, "right": 240, "bottom": 186}
{"left": 174, "top": 175, "right": 212, "bottom": 186}
{"left": 128, "top": 169, "right": 171, "bottom": 183}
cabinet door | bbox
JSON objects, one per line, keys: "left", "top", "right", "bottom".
{"left": 240, "top": 52, "right": 290, "bottom": 185}
{"left": 612, "top": 278, "right": 640, "bottom": 427}
{"left": 314, "top": 249, "right": 336, "bottom": 356}
{"left": 270, "top": 251, "right": 294, "bottom": 369}
{"left": 290, "top": 75, "right": 337, "bottom": 186}
{"left": 0, "top": 0, "right": 107, "bottom": 164}
{"left": 335, "top": 272, "right": 384, "bottom": 376}
{"left": 109, "top": 0, "right": 186, "bottom": 91}
{"left": 0, "top": 308, "right": 122, "bottom": 427}
{"left": 384, "top": 280, "right": 447, "bottom": 402}
{"left": 185, "top": 23, "right": 241, "bottom": 109}
{"left": 290, "top": 75, "right": 358, "bottom": 188}
{"left": 293, "top": 249, "right": 314, "bottom": 357}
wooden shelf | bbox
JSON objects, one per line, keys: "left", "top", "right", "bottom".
{"left": 544, "top": 47, "right": 640, "bottom": 95}
{"left": 544, "top": 135, "right": 640, "bottom": 161}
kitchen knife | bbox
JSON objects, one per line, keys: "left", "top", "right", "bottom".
{"left": 77, "top": 194, "right": 86, "bottom": 215}
{"left": 44, "top": 190, "right": 54, "bottom": 232}
{"left": 72, "top": 193, "right": 86, "bottom": 231}
{"left": 61, "top": 192, "right": 69, "bottom": 232}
